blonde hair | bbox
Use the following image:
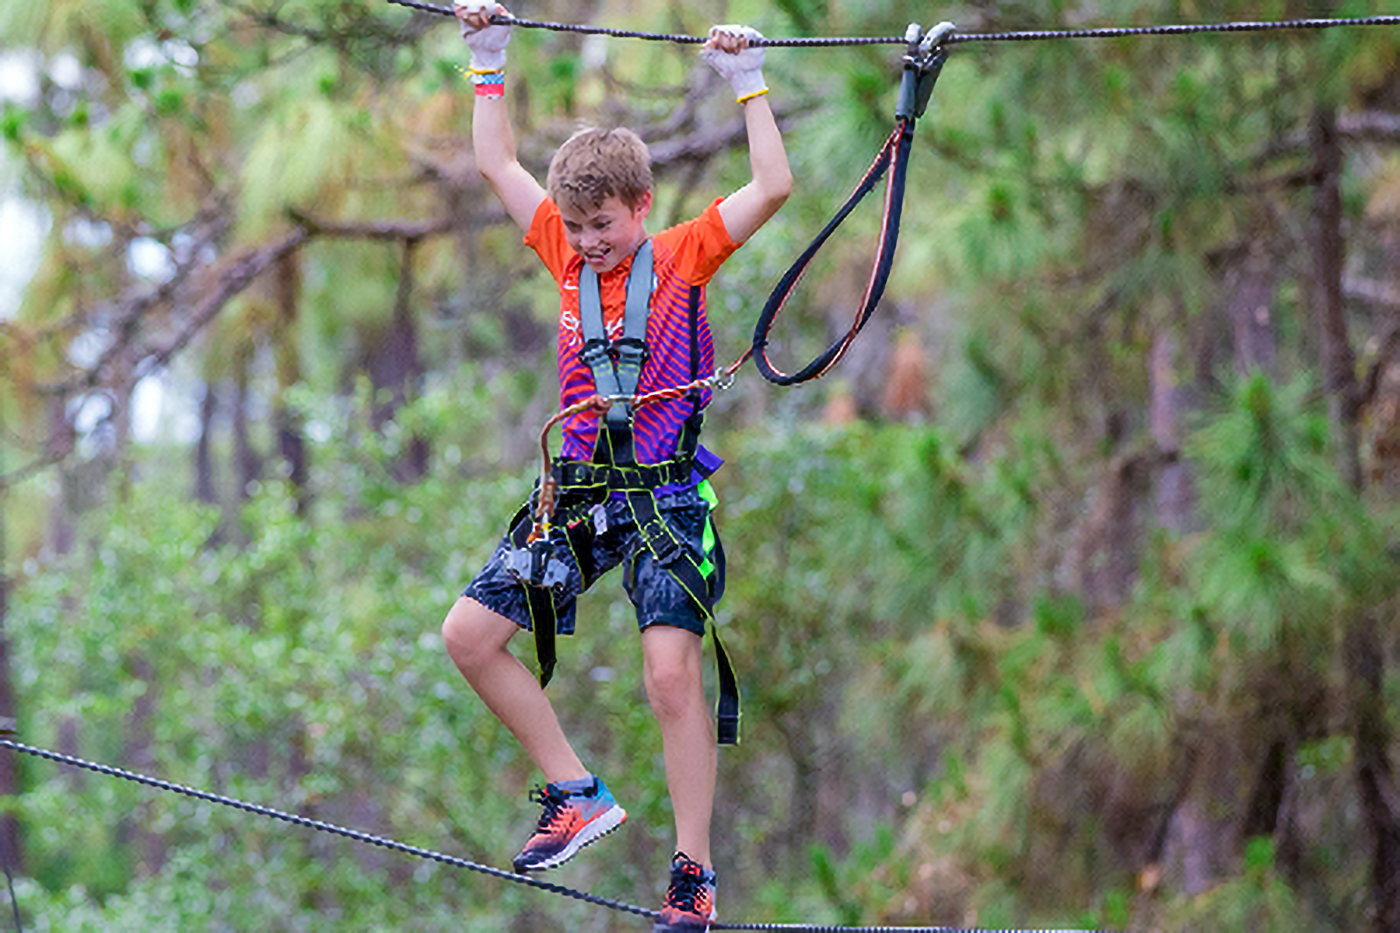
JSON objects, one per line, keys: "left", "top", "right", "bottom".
{"left": 546, "top": 127, "right": 653, "bottom": 214}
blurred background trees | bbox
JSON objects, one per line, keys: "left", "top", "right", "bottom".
{"left": 2, "top": 0, "right": 1400, "bottom": 929}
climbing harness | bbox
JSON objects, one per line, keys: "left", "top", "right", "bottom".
{"left": 506, "top": 241, "right": 741, "bottom": 745}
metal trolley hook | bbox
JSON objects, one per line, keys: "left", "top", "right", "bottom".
{"left": 897, "top": 21, "right": 956, "bottom": 120}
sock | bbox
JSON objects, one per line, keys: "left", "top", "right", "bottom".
{"left": 553, "top": 775, "right": 596, "bottom": 795}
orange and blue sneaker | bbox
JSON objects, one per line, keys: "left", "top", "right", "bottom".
{"left": 653, "top": 852, "right": 717, "bottom": 932}
{"left": 511, "top": 776, "right": 627, "bottom": 873}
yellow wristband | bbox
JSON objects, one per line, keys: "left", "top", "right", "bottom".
{"left": 736, "top": 87, "right": 770, "bottom": 105}
{"left": 469, "top": 66, "right": 504, "bottom": 76}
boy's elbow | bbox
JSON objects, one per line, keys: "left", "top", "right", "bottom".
{"left": 768, "top": 172, "right": 793, "bottom": 210}
{"left": 477, "top": 160, "right": 505, "bottom": 187}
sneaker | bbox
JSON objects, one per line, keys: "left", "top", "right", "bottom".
{"left": 511, "top": 777, "right": 627, "bottom": 873}
{"left": 653, "top": 852, "right": 717, "bottom": 932}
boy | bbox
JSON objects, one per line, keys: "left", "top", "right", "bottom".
{"left": 442, "top": 3, "right": 790, "bottom": 930}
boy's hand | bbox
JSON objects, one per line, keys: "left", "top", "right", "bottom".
{"left": 701, "top": 25, "right": 767, "bottom": 103}
{"left": 454, "top": 0, "right": 512, "bottom": 72}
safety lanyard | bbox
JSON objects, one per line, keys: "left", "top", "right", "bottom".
{"left": 750, "top": 24, "right": 951, "bottom": 386}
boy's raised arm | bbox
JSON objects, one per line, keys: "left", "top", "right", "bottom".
{"left": 704, "top": 27, "right": 793, "bottom": 245}
{"left": 455, "top": 1, "right": 546, "bottom": 232}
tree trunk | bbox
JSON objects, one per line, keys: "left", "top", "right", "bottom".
{"left": 45, "top": 397, "right": 76, "bottom": 557}
{"left": 1312, "top": 107, "right": 1363, "bottom": 488}
{"left": 272, "top": 253, "right": 309, "bottom": 512}
{"left": 121, "top": 653, "right": 166, "bottom": 875}
{"left": 1348, "top": 613, "right": 1400, "bottom": 931}
{"left": 368, "top": 241, "right": 429, "bottom": 482}
{"left": 1059, "top": 448, "right": 1148, "bottom": 614}
{"left": 0, "top": 439, "right": 22, "bottom": 875}
{"left": 233, "top": 342, "right": 261, "bottom": 504}
{"left": 109, "top": 316, "right": 137, "bottom": 506}
{"left": 194, "top": 382, "right": 218, "bottom": 505}
{"left": 1314, "top": 103, "right": 1400, "bottom": 932}
{"left": 1225, "top": 244, "right": 1278, "bottom": 378}
{"left": 1148, "top": 329, "right": 1194, "bottom": 533}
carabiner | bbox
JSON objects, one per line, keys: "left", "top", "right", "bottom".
{"left": 896, "top": 21, "right": 954, "bottom": 121}
{"left": 919, "top": 21, "right": 956, "bottom": 58}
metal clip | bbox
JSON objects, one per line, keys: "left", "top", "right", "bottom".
{"left": 896, "top": 22, "right": 954, "bottom": 121}
{"left": 920, "top": 21, "right": 956, "bottom": 58}
{"left": 712, "top": 367, "right": 737, "bottom": 391}
{"left": 902, "top": 22, "right": 923, "bottom": 63}
{"left": 503, "top": 537, "right": 570, "bottom": 590}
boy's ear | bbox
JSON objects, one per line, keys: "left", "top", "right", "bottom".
{"left": 633, "top": 190, "right": 654, "bottom": 219}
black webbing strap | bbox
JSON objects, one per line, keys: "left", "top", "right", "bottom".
{"left": 621, "top": 487, "right": 740, "bottom": 745}
{"left": 712, "top": 622, "right": 739, "bottom": 745}
{"left": 507, "top": 510, "right": 563, "bottom": 688}
{"left": 554, "top": 457, "right": 691, "bottom": 492}
{"left": 524, "top": 581, "right": 558, "bottom": 688}
{"left": 509, "top": 473, "right": 741, "bottom": 743}
{"left": 678, "top": 282, "right": 739, "bottom": 742}
{"left": 686, "top": 282, "right": 705, "bottom": 414}
{"left": 750, "top": 39, "right": 948, "bottom": 386}
{"left": 750, "top": 121, "right": 913, "bottom": 385}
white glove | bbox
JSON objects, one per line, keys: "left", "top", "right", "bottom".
{"left": 701, "top": 25, "right": 767, "bottom": 102}
{"left": 454, "top": 0, "right": 512, "bottom": 72}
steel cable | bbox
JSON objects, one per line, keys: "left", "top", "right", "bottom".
{"left": 0, "top": 738, "right": 1101, "bottom": 931}
{"left": 383, "top": 1, "right": 1400, "bottom": 47}
{"left": 0, "top": 739, "right": 659, "bottom": 922}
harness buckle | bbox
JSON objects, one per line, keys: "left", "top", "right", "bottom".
{"left": 579, "top": 338, "right": 613, "bottom": 371}
{"left": 636, "top": 518, "right": 684, "bottom": 565}
{"left": 612, "top": 336, "right": 649, "bottom": 379}
{"left": 503, "top": 537, "right": 571, "bottom": 590}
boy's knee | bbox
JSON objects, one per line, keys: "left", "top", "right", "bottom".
{"left": 642, "top": 630, "right": 705, "bottom": 717}
{"left": 442, "top": 597, "right": 512, "bottom": 669}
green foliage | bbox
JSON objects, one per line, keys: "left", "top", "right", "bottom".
{"left": 1155, "top": 837, "right": 1309, "bottom": 932}
{"left": 1187, "top": 373, "right": 1395, "bottom": 657}
{"left": 6, "top": 374, "right": 673, "bottom": 927}
{"left": 6, "top": 0, "right": 1400, "bottom": 929}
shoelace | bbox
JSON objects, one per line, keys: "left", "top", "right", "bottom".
{"left": 665, "top": 859, "right": 711, "bottom": 912}
{"left": 528, "top": 785, "right": 570, "bottom": 832}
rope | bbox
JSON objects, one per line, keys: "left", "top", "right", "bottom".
{"left": 385, "top": 0, "right": 902, "bottom": 45}
{"left": 383, "top": 1, "right": 1400, "bottom": 47}
{"left": 718, "top": 927, "right": 1094, "bottom": 932}
{"left": 0, "top": 739, "right": 658, "bottom": 923}
{"left": 945, "top": 16, "right": 1400, "bottom": 44}
{"left": 0, "top": 739, "right": 1097, "bottom": 932}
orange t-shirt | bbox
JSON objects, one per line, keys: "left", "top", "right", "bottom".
{"left": 525, "top": 197, "right": 739, "bottom": 464}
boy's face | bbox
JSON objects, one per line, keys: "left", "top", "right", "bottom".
{"left": 559, "top": 192, "right": 652, "bottom": 274}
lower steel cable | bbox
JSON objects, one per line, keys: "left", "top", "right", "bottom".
{"left": 0, "top": 738, "right": 658, "bottom": 922}
{"left": 1, "top": 738, "right": 1100, "bottom": 931}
